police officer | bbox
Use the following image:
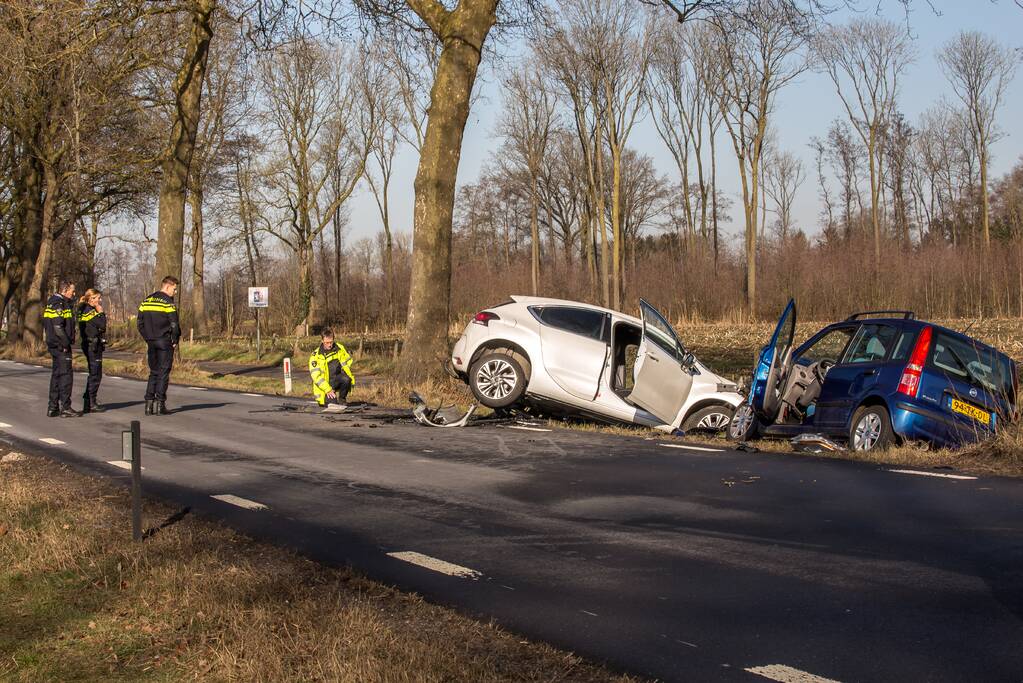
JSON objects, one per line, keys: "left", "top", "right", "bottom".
{"left": 137, "top": 275, "right": 181, "bottom": 415}
{"left": 43, "top": 279, "right": 78, "bottom": 417}
{"left": 77, "top": 288, "right": 107, "bottom": 413}
{"left": 309, "top": 328, "right": 355, "bottom": 410}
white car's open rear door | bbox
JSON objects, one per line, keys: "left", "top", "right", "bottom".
{"left": 626, "top": 300, "right": 694, "bottom": 425}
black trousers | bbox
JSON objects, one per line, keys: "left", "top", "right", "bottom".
{"left": 145, "top": 339, "right": 174, "bottom": 401}
{"left": 323, "top": 373, "right": 352, "bottom": 404}
{"left": 47, "top": 346, "right": 73, "bottom": 411}
{"left": 82, "top": 344, "right": 103, "bottom": 403}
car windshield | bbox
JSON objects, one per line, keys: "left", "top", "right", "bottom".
{"left": 929, "top": 332, "right": 1014, "bottom": 400}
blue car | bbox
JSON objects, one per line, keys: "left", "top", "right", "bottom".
{"left": 728, "top": 300, "right": 1018, "bottom": 451}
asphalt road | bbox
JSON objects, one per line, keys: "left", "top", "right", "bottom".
{"left": 2, "top": 359, "right": 1021, "bottom": 683}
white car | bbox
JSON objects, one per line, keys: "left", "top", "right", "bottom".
{"left": 448, "top": 296, "right": 744, "bottom": 433}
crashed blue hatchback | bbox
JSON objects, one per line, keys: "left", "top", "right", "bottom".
{"left": 728, "top": 300, "right": 1018, "bottom": 451}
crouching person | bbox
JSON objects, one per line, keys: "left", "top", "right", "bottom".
{"left": 309, "top": 328, "right": 355, "bottom": 410}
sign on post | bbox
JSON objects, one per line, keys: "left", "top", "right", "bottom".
{"left": 121, "top": 421, "right": 143, "bottom": 541}
{"left": 248, "top": 287, "right": 268, "bottom": 360}
{"left": 283, "top": 357, "right": 293, "bottom": 395}
{"left": 247, "top": 287, "right": 269, "bottom": 308}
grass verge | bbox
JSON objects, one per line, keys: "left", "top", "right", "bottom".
{"left": 0, "top": 447, "right": 633, "bottom": 682}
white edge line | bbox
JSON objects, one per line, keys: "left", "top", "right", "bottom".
{"left": 508, "top": 425, "right": 553, "bottom": 433}
{"left": 387, "top": 551, "right": 482, "bottom": 580}
{"left": 211, "top": 494, "right": 268, "bottom": 510}
{"left": 659, "top": 443, "right": 724, "bottom": 453}
{"left": 242, "top": 393, "right": 262, "bottom": 397}
{"left": 0, "top": 422, "right": 12, "bottom": 429}
{"left": 39, "top": 437, "right": 65, "bottom": 445}
{"left": 889, "top": 469, "right": 977, "bottom": 481}
{"left": 189, "top": 386, "right": 208, "bottom": 391}
{"left": 745, "top": 664, "right": 842, "bottom": 683}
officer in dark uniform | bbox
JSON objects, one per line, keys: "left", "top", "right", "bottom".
{"left": 43, "top": 279, "right": 78, "bottom": 417}
{"left": 77, "top": 288, "right": 107, "bottom": 413}
{"left": 137, "top": 275, "right": 181, "bottom": 416}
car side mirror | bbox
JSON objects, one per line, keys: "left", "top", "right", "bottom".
{"left": 680, "top": 351, "right": 696, "bottom": 372}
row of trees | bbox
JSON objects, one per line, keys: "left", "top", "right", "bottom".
{"left": 1, "top": 0, "right": 1021, "bottom": 380}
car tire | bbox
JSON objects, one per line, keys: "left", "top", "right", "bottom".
{"left": 683, "top": 405, "right": 735, "bottom": 434}
{"left": 727, "top": 403, "right": 760, "bottom": 442}
{"left": 849, "top": 404, "right": 895, "bottom": 452}
{"left": 469, "top": 351, "right": 527, "bottom": 409}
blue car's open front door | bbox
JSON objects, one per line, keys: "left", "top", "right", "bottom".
{"left": 750, "top": 299, "right": 797, "bottom": 423}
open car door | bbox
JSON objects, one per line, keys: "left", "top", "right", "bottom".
{"left": 750, "top": 299, "right": 797, "bottom": 422}
{"left": 627, "top": 300, "right": 694, "bottom": 425}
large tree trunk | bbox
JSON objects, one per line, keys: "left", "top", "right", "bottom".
{"left": 21, "top": 162, "right": 60, "bottom": 349}
{"left": 189, "top": 189, "right": 207, "bottom": 335}
{"left": 153, "top": 0, "right": 215, "bottom": 290}
{"left": 868, "top": 131, "right": 881, "bottom": 272}
{"left": 398, "top": 0, "right": 498, "bottom": 382}
{"left": 295, "top": 244, "right": 312, "bottom": 336}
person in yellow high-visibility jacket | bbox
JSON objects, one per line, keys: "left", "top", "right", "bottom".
{"left": 309, "top": 328, "right": 355, "bottom": 408}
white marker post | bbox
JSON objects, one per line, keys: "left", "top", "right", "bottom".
{"left": 283, "top": 357, "right": 293, "bottom": 395}
{"left": 248, "top": 286, "right": 269, "bottom": 360}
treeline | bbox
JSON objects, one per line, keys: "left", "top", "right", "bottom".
{"left": 1, "top": 0, "right": 1022, "bottom": 359}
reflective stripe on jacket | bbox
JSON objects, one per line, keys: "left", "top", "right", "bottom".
{"left": 136, "top": 291, "right": 180, "bottom": 343}
{"left": 43, "top": 294, "right": 75, "bottom": 348}
{"left": 309, "top": 343, "right": 355, "bottom": 404}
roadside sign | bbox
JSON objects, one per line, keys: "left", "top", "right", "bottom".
{"left": 248, "top": 287, "right": 268, "bottom": 308}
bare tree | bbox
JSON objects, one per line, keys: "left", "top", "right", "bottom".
{"left": 258, "top": 38, "right": 377, "bottom": 333}
{"left": 708, "top": 0, "right": 808, "bottom": 317}
{"left": 153, "top": 0, "right": 216, "bottom": 289}
{"left": 816, "top": 17, "right": 915, "bottom": 271}
{"left": 938, "top": 31, "right": 1021, "bottom": 247}
{"left": 498, "top": 61, "right": 556, "bottom": 295}
{"left": 763, "top": 148, "right": 805, "bottom": 242}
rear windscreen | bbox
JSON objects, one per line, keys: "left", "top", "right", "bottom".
{"left": 928, "top": 332, "right": 1014, "bottom": 401}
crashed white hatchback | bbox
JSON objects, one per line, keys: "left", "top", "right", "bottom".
{"left": 448, "top": 296, "right": 743, "bottom": 433}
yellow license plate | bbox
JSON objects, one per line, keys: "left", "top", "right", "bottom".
{"left": 950, "top": 398, "right": 991, "bottom": 424}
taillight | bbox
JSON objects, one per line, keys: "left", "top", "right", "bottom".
{"left": 897, "top": 326, "right": 933, "bottom": 397}
{"left": 473, "top": 311, "right": 499, "bottom": 326}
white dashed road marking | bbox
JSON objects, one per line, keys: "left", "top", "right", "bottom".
{"left": 580, "top": 610, "right": 599, "bottom": 617}
{"left": 0, "top": 422, "right": 12, "bottom": 429}
{"left": 508, "top": 425, "right": 552, "bottom": 433}
{"left": 659, "top": 443, "right": 724, "bottom": 453}
{"left": 188, "top": 386, "right": 208, "bottom": 391}
{"left": 211, "top": 494, "right": 268, "bottom": 510}
{"left": 242, "top": 393, "right": 262, "bottom": 397}
{"left": 107, "top": 461, "right": 144, "bottom": 471}
{"left": 889, "top": 469, "right": 977, "bottom": 480}
{"left": 745, "top": 664, "right": 842, "bottom": 683}
{"left": 39, "top": 437, "right": 65, "bottom": 445}
{"left": 387, "top": 551, "right": 482, "bottom": 579}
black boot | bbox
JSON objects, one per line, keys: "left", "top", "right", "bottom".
{"left": 59, "top": 407, "right": 81, "bottom": 418}
{"left": 47, "top": 407, "right": 59, "bottom": 418}
{"left": 145, "top": 400, "right": 154, "bottom": 415}
{"left": 155, "top": 400, "right": 169, "bottom": 415}
{"left": 89, "top": 399, "right": 105, "bottom": 413}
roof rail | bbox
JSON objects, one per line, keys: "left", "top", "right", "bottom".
{"left": 845, "top": 310, "right": 916, "bottom": 321}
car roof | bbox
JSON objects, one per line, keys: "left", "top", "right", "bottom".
{"left": 822, "top": 316, "right": 1010, "bottom": 360}
{"left": 508, "top": 295, "right": 643, "bottom": 326}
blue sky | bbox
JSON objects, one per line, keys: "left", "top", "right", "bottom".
{"left": 343, "top": 0, "right": 1023, "bottom": 251}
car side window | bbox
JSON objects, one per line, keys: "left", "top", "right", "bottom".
{"left": 536, "top": 307, "right": 607, "bottom": 342}
{"left": 797, "top": 327, "right": 855, "bottom": 365}
{"left": 844, "top": 324, "right": 899, "bottom": 364}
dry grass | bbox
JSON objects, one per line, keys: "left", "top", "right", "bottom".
{"left": 0, "top": 448, "right": 633, "bottom": 683}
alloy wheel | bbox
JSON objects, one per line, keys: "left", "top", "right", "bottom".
{"left": 475, "top": 359, "right": 518, "bottom": 400}
{"left": 729, "top": 404, "right": 755, "bottom": 439}
{"left": 853, "top": 412, "right": 883, "bottom": 451}
{"left": 697, "top": 411, "right": 731, "bottom": 431}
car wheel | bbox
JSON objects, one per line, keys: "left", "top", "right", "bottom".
{"left": 683, "top": 405, "right": 734, "bottom": 434}
{"left": 849, "top": 405, "right": 895, "bottom": 452}
{"left": 727, "top": 403, "right": 760, "bottom": 442}
{"left": 469, "top": 352, "right": 527, "bottom": 409}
